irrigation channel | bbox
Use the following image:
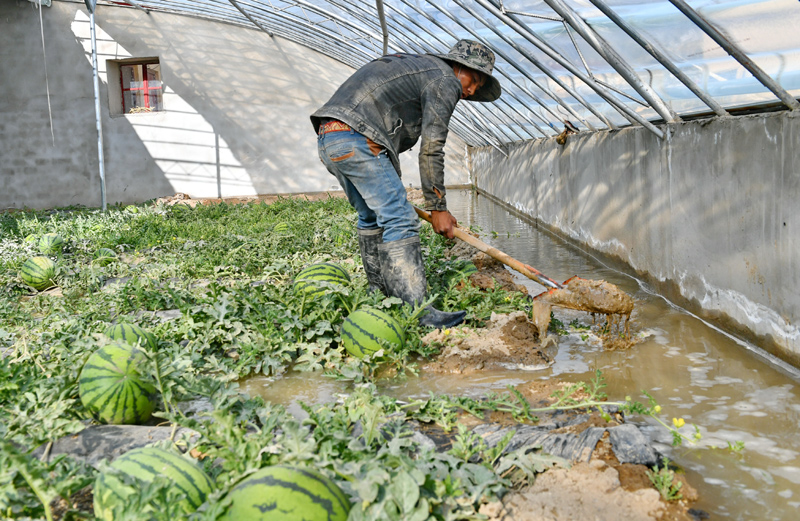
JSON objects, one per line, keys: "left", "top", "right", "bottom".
{"left": 244, "top": 189, "right": 800, "bottom": 521}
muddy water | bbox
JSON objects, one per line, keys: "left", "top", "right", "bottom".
{"left": 243, "top": 189, "right": 800, "bottom": 520}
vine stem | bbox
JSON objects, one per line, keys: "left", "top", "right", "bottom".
{"left": 16, "top": 464, "right": 53, "bottom": 521}
{"left": 150, "top": 351, "right": 172, "bottom": 416}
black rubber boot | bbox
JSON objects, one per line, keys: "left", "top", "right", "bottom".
{"left": 378, "top": 236, "right": 466, "bottom": 328}
{"left": 357, "top": 228, "right": 385, "bottom": 294}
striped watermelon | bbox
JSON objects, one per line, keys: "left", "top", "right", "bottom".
{"left": 78, "top": 342, "right": 156, "bottom": 425}
{"left": 293, "top": 262, "right": 350, "bottom": 297}
{"left": 224, "top": 466, "right": 350, "bottom": 521}
{"left": 94, "top": 446, "right": 214, "bottom": 521}
{"left": 446, "top": 260, "right": 478, "bottom": 285}
{"left": 341, "top": 308, "right": 404, "bottom": 359}
{"left": 104, "top": 323, "right": 158, "bottom": 351}
{"left": 93, "top": 248, "right": 118, "bottom": 266}
{"left": 20, "top": 256, "right": 56, "bottom": 291}
{"left": 38, "top": 233, "right": 65, "bottom": 254}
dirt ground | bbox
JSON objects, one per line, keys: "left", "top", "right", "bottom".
{"left": 482, "top": 381, "right": 700, "bottom": 521}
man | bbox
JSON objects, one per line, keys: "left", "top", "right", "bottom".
{"left": 310, "top": 40, "right": 501, "bottom": 328}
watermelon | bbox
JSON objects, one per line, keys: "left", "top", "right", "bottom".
{"left": 20, "top": 256, "right": 56, "bottom": 291}
{"left": 224, "top": 466, "right": 350, "bottom": 521}
{"left": 446, "top": 260, "right": 477, "bottom": 285}
{"left": 38, "top": 233, "right": 65, "bottom": 254}
{"left": 273, "top": 222, "right": 291, "bottom": 233}
{"left": 104, "top": 323, "right": 158, "bottom": 351}
{"left": 341, "top": 308, "right": 404, "bottom": 359}
{"left": 94, "top": 248, "right": 118, "bottom": 266}
{"left": 293, "top": 262, "right": 350, "bottom": 297}
{"left": 78, "top": 342, "right": 156, "bottom": 425}
{"left": 94, "top": 446, "right": 214, "bottom": 521}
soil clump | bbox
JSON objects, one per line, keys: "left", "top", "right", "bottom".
{"left": 421, "top": 311, "right": 553, "bottom": 373}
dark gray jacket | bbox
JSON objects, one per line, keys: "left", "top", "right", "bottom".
{"left": 311, "top": 54, "right": 461, "bottom": 212}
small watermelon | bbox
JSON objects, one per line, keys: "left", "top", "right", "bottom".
{"left": 94, "top": 446, "right": 214, "bottom": 521}
{"left": 78, "top": 342, "right": 156, "bottom": 425}
{"left": 341, "top": 308, "right": 404, "bottom": 359}
{"left": 38, "top": 233, "right": 65, "bottom": 254}
{"left": 293, "top": 262, "right": 350, "bottom": 297}
{"left": 104, "top": 323, "right": 158, "bottom": 351}
{"left": 446, "top": 260, "right": 477, "bottom": 285}
{"left": 20, "top": 256, "right": 56, "bottom": 291}
{"left": 273, "top": 222, "right": 291, "bottom": 233}
{"left": 93, "top": 248, "right": 117, "bottom": 266}
{"left": 224, "top": 465, "right": 350, "bottom": 521}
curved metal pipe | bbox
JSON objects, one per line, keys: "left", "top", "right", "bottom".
{"left": 540, "top": 0, "right": 680, "bottom": 123}
{"left": 587, "top": 0, "right": 728, "bottom": 117}
{"left": 668, "top": 0, "right": 799, "bottom": 111}
{"left": 476, "top": 0, "right": 664, "bottom": 138}
{"left": 375, "top": 0, "right": 388, "bottom": 55}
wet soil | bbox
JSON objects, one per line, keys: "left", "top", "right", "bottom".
{"left": 421, "top": 311, "right": 553, "bottom": 373}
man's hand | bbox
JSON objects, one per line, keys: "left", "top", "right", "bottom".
{"left": 430, "top": 210, "right": 458, "bottom": 239}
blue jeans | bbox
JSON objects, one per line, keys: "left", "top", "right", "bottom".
{"left": 318, "top": 128, "right": 419, "bottom": 243}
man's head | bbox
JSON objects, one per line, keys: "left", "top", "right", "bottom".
{"left": 431, "top": 39, "right": 501, "bottom": 102}
{"left": 453, "top": 64, "right": 487, "bottom": 100}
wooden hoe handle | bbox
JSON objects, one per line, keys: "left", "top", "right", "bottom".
{"left": 413, "top": 206, "right": 563, "bottom": 290}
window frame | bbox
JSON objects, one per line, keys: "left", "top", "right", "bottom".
{"left": 106, "top": 57, "right": 164, "bottom": 116}
{"left": 119, "top": 60, "right": 163, "bottom": 114}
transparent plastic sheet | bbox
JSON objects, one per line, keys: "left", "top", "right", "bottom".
{"left": 90, "top": 0, "right": 800, "bottom": 140}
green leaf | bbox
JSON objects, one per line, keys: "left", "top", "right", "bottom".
{"left": 389, "top": 470, "right": 420, "bottom": 514}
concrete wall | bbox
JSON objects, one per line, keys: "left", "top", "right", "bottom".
{"left": 1, "top": 0, "right": 468, "bottom": 209}
{"left": 471, "top": 111, "right": 800, "bottom": 367}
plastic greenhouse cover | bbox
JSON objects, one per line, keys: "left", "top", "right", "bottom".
{"left": 490, "top": 0, "right": 800, "bottom": 114}
{"left": 85, "top": 0, "right": 800, "bottom": 142}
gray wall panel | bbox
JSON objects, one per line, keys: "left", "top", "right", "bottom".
{"left": 472, "top": 112, "right": 800, "bottom": 366}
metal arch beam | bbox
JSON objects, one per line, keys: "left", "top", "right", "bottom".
{"left": 336, "top": 0, "right": 426, "bottom": 54}
{"left": 668, "top": 0, "right": 800, "bottom": 111}
{"left": 587, "top": 0, "right": 728, "bottom": 117}
{"left": 375, "top": 0, "right": 388, "bottom": 55}
{"left": 290, "top": 0, "right": 385, "bottom": 49}
{"left": 222, "top": 3, "right": 376, "bottom": 64}
{"left": 447, "top": 0, "right": 610, "bottom": 131}
{"left": 476, "top": 0, "right": 664, "bottom": 139}
{"left": 378, "top": 2, "right": 535, "bottom": 143}
{"left": 539, "top": 0, "right": 680, "bottom": 123}
{"left": 228, "top": 0, "right": 273, "bottom": 36}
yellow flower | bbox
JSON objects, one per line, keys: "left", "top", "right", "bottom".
{"left": 443, "top": 329, "right": 451, "bottom": 336}
{"left": 653, "top": 405, "right": 662, "bottom": 413}
{"left": 672, "top": 417, "right": 685, "bottom": 428}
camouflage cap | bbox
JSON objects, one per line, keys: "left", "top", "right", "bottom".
{"left": 430, "top": 39, "right": 501, "bottom": 102}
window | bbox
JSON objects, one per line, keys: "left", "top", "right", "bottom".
{"left": 119, "top": 61, "right": 163, "bottom": 114}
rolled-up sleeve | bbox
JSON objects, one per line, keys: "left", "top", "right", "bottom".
{"left": 419, "top": 78, "right": 460, "bottom": 212}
